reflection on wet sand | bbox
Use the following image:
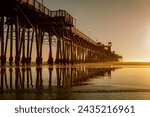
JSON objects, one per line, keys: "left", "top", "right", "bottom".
{"left": 0, "top": 67, "right": 116, "bottom": 92}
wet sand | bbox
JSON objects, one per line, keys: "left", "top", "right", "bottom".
{"left": 1, "top": 62, "right": 150, "bottom": 100}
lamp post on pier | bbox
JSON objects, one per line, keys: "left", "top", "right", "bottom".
{"left": 74, "top": 17, "right": 77, "bottom": 34}
{"left": 41, "top": 0, "right": 44, "bottom": 13}
{"left": 88, "top": 29, "right": 91, "bottom": 38}
{"left": 42, "top": 0, "right": 43, "bottom": 5}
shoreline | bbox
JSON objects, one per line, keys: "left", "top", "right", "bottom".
{"left": 112, "top": 62, "right": 150, "bottom": 65}
{"left": 1, "top": 62, "right": 150, "bottom": 68}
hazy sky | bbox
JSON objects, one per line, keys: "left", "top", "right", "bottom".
{"left": 40, "top": 0, "right": 150, "bottom": 62}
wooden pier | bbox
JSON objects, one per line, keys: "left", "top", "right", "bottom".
{"left": 0, "top": 0, "right": 122, "bottom": 66}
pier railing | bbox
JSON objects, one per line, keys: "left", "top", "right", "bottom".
{"left": 20, "top": 0, "right": 73, "bottom": 25}
{"left": 51, "top": 10, "right": 73, "bottom": 25}
{"left": 20, "top": 0, "right": 95, "bottom": 45}
{"left": 71, "top": 27, "right": 97, "bottom": 45}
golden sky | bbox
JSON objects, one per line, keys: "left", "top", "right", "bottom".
{"left": 41, "top": 0, "right": 150, "bottom": 62}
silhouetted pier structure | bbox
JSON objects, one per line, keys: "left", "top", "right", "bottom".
{"left": 0, "top": 0, "right": 122, "bottom": 66}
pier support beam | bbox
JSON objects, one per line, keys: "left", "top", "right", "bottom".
{"left": 35, "top": 27, "right": 43, "bottom": 65}
{"left": 4, "top": 20, "right": 10, "bottom": 66}
{"left": 9, "top": 24, "right": 14, "bottom": 65}
{"left": 15, "top": 15, "right": 20, "bottom": 66}
{"left": 47, "top": 31, "right": 53, "bottom": 65}
{"left": 28, "top": 30, "right": 34, "bottom": 65}
{"left": 21, "top": 28, "right": 26, "bottom": 65}
{"left": 55, "top": 37, "right": 61, "bottom": 64}
{"left": 26, "top": 30, "right": 31, "bottom": 65}
{"left": 61, "top": 25, "right": 66, "bottom": 65}
{"left": 0, "top": 15, "right": 5, "bottom": 66}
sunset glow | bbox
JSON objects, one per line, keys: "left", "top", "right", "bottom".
{"left": 42, "top": 0, "right": 150, "bottom": 62}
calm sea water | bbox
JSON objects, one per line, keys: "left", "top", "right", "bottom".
{"left": 1, "top": 64, "right": 150, "bottom": 100}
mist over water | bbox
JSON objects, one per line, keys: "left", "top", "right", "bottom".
{"left": 1, "top": 63, "right": 150, "bottom": 100}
